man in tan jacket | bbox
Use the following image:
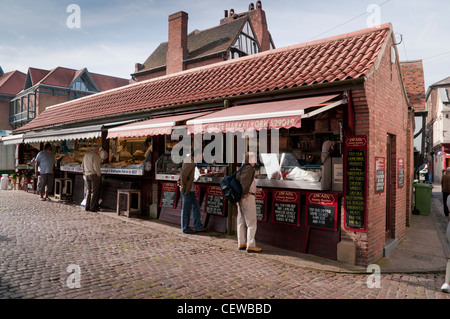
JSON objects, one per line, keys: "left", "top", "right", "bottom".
{"left": 179, "top": 150, "right": 207, "bottom": 234}
{"left": 236, "top": 151, "right": 261, "bottom": 253}
{"left": 82, "top": 145, "right": 102, "bottom": 212}
{"left": 442, "top": 167, "right": 450, "bottom": 217}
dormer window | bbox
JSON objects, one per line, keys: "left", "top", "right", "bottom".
{"left": 229, "top": 21, "right": 260, "bottom": 59}
{"left": 71, "top": 73, "right": 98, "bottom": 92}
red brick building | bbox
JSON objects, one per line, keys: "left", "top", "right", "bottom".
{"left": 0, "top": 67, "right": 26, "bottom": 130}
{"left": 9, "top": 66, "right": 129, "bottom": 129}
{"left": 132, "top": 1, "right": 274, "bottom": 82}
{"left": 13, "top": 18, "right": 413, "bottom": 266}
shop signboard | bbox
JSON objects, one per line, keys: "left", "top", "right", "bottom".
{"left": 305, "top": 192, "right": 338, "bottom": 230}
{"left": 272, "top": 190, "right": 300, "bottom": 226}
{"left": 375, "top": 156, "right": 385, "bottom": 193}
{"left": 398, "top": 158, "right": 404, "bottom": 188}
{"left": 205, "top": 185, "right": 226, "bottom": 216}
{"left": 344, "top": 135, "right": 367, "bottom": 232}
{"left": 160, "top": 182, "right": 178, "bottom": 209}
{"left": 255, "top": 188, "right": 268, "bottom": 222}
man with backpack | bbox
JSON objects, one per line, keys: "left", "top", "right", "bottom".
{"left": 236, "top": 151, "right": 261, "bottom": 253}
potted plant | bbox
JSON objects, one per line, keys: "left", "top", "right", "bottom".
{"left": 9, "top": 171, "right": 17, "bottom": 184}
{"left": 23, "top": 170, "right": 33, "bottom": 183}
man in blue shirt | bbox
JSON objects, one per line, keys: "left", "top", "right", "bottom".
{"left": 35, "top": 143, "right": 56, "bottom": 201}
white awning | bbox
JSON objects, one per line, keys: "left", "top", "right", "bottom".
{"left": 22, "top": 120, "right": 136, "bottom": 144}
{"left": 1, "top": 134, "right": 24, "bottom": 145}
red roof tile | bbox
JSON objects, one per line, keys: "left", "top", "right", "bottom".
{"left": 0, "top": 70, "right": 26, "bottom": 95}
{"left": 16, "top": 23, "right": 392, "bottom": 132}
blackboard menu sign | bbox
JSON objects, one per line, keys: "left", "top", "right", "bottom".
{"left": 160, "top": 182, "right": 178, "bottom": 208}
{"left": 205, "top": 185, "right": 225, "bottom": 216}
{"left": 306, "top": 192, "right": 338, "bottom": 230}
{"left": 398, "top": 158, "right": 405, "bottom": 188}
{"left": 375, "top": 157, "right": 385, "bottom": 193}
{"left": 272, "top": 190, "right": 300, "bottom": 226}
{"left": 255, "top": 188, "right": 268, "bottom": 222}
{"left": 344, "top": 135, "right": 367, "bottom": 232}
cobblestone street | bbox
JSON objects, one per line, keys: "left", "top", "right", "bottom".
{"left": 0, "top": 190, "right": 448, "bottom": 302}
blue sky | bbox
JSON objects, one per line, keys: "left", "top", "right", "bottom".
{"left": 1, "top": 0, "right": 449, "bottom": 89}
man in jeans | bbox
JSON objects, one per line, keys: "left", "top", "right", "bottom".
{"left": 178, "top": 150, "right": 207, "bottom": 234}
{"left": 82, "top": 145, "right": 102, "bottom": 212}
{"left": 35, "top": 143, "right": 55, "bottom": 201}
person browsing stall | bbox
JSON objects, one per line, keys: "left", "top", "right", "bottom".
{"left": 82, "top": 145, "right": 102, "bottom": 212}
{"left": 236, "top": 151, "right": 261, "bottom": 253}
{"left": 35, "top": 143, "right": 56, "bottom": 201}
{"left": 178, "top": 149, "right": 207, "bottom": 234}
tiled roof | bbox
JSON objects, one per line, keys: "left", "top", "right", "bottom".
{"left": 134, "top": 17, "right": 247, "bottom": 75}
{"left": 399, "top": 60, "right": 425, "bottom": 111}
{"left": 16, "top": 23, "right": 392, "bottom": 133}
{"left": 20, "top": 66, "right": 129, "bottom": 94}
{"left": 0, "top": 70, "right": 26, "bottom": 95}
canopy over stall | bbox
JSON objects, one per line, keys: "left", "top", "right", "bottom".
{"left": 187, "top": 94, "right": 345, "bottom": 134}
{"left": 107, "top": 111, "right": 213, "bottom": 139}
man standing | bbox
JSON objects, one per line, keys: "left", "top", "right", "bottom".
{"left": 82, "top": 145, "right": 102, "bottom": 212}
{"left": 35, "top": 143, "right": 56, "bottom": 201}
{"left": 236, "top": 151, "right": 261, "bottom": 253}
{"left": 442, "top": 167, "right": 450, "bottom": 217}
{"left": 178, "top": 150, "right": 207, "bottom": 234}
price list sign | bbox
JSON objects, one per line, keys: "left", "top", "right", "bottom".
{"left": 398, "top": 158, "right": 405, "bottom": 188}
{"left": 272, "top": 190, "right": 300, "bottom": 226}
{"left": 344, "top": 135, "right": 367, "bottom": 232}
{"left": 205, "top": 185, "right": 226, "bottom": 216}
{"left": 160, "top": 182, "right": 178, "bottom": 209}
{"left": 375, "top": 157, "right": 385, "bottom": 193}
{"left": 255, "top": 188, "right": 268, "bottom": 222}
{"left": 306, "top": 192, "right": 338, "bottom": 230}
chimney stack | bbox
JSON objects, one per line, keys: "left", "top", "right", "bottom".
{"left": 166, "top": 11, "right": 188, "bottom": 75}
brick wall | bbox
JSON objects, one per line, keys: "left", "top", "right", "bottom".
{"left": 342, "top": 34, "right": 411, "bottom": 266}
{"left": 0, "top": 99, "right": 13, "bottom": 130}
{"left": 400, "top": 60, "right": 426, "bottom": 111}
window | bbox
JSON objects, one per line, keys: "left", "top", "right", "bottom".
{"left": 229, "top": 22, "right": 260, "bottom": 60}
{"left": 71, "top": 74, "right": 98, "bottom": 92}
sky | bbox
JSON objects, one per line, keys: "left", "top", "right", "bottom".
{"left": 1, "top": 0, "right": 449, "bottom": 90}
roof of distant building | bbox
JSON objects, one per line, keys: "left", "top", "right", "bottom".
{"left": 0, "top": 70, "right": 27, "bottom": 96}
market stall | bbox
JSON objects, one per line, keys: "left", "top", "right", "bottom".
{"left": 186, "top": 94, "right": 347, "bottom": 259}
{"left": 106, "top": 111, "right": 220, "bottom": 224}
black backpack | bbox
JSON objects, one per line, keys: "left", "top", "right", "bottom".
{"left": 220, "top": 163, "right": 249, "bottom": 203}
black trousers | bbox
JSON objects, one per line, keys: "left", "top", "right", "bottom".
{"left": 86, "top": 174, "right": 101, "bottom": 211}
{"left": 443, "top": 192, "right": 449, "bottom": 217}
